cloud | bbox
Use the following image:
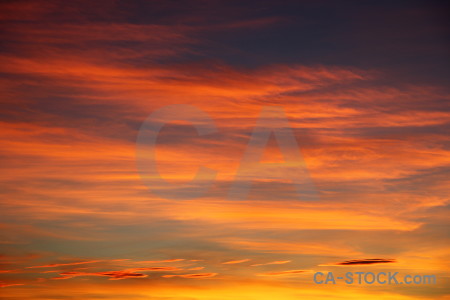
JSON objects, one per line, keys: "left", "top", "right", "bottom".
{"left": 221, "top": 259, "right": 251, "bottom": 265}
{"left": 258, "top": 270, "right": 308, "bottom": 276}
{"left": 126, "top": 267, "right": 181, "bottom": 272}
{"left": 0, "top": 269, "right": 21, "bottom": 274}
{"left": 187, "top": 267, "right": 204, "bottom": 270}
{"left": 213, "top": 238, "right": 362, "bottom": 256}
{"left": 26, "top": 260, "right": 103, "bottom": 269}
{"left": 135, "top": 259, "right": 185, "bottom": 264}
{"left": 333, "top": 259, "right": 397, "bottom": 266}
{"left": 0, "top": 282, "right": 25, "bottom": 288}
{"left": 251, "top": 260, "right": 291, "bottom": 267}
{"left": 53, "top": 270, "right": 148, "bottom": 280}
{"left": 162, "top": 273, "right": 218, "bottom": 279}
{"left": 51, "top": 265, "right": 183, "bottom": 280}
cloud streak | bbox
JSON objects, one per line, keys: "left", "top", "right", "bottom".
{"left": 162, "top": 273, "right": 218, "bottom": 279}
{"left": 258, "top": 270, "right": 308, "bottom": 276}
{"left": 334, "top": 259, "right": 397, "bottom": 266}
{"left": 222, "top": 259, "right": 251, "bottom": 265}
{"left": 251, "top": 260, "right": 291, "bottom": 267}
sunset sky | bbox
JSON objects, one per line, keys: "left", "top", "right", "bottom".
{"left": 0, "top": 0, "right": 449, "bottom": 299}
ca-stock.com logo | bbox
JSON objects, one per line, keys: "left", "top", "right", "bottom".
{"left": 136, "top": 104, "right": 319, "bottom": 201}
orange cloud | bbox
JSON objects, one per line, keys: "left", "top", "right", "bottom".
{"left": 135, "top": 258, "right": 185, "bottom": 264}
{"left": 26, "top": 260, "right": 103, "bottom": 269}
{"left": 258, "top": 269, "right": 308, "bottom": 276}
{"left": 0, "top": 282, "right": 25, "bottom": 288}
{"left": 187, "top": 267, "right": 205, "bottom": 270}
{"left": 53, "top": 270, "right": 148, "bottom": 280}
{"left": 162, "top": 273, "right": 218, "bottom": 279}
{"left": 251, "top": 260, "right": 291, "bottom": 267}
{"left": 222, "top": 259, "right": 251, "bottom": 265}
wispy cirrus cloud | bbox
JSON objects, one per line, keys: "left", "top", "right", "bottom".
{"left": 53, "top": 266, "right": 182, "bottom": 280}
{"left": 0, "top": 282, "right": 25, "bottom": 288}
{"left": 162, "top": 273, "right": 218, "bottom": 279}
{"left": 251, "top": 260, "right": 291, "bottom": 267}
{"left": 187, "top": 266, "right": 205, "bottom": 270}
{"left": 221, "top": 259, "right": 251, "bottom": 265}
{"left": 331, "top": 258, "right": 397, "bottom": 266}
{"left": 258, "top": 269, "right": 308, "bottom": 276}
{"left": 53, "top": 270, "right": 148, "bottom": 280}
{"left": 26, "top": 260, "right": 104, "bottom": 269}
{"left": 134, "top": 259, "right": 185, "bottom": 264}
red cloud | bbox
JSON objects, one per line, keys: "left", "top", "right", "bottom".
{"left": 97, "top": 271, "right": 148, "bottom": 280}
{"left": 0, "top": 282, "right": 25, "bottom": 288}
{"left": 53, "top": 270, "right": 147, "bottom": 280}
{"left": 52, "top": 266, "right": 181, "bottom": 280}
{"left": 0, "top": 270, "right": 21, "bottom": 274}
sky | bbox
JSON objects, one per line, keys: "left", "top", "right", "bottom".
{"left": 0, "top": 0, "right": 449, "bottom": 299}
